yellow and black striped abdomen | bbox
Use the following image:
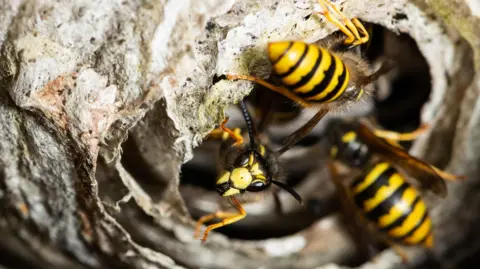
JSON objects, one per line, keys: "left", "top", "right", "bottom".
{"left": 350, "top": 162, "right": 433, "bottom": 248}
{"left": 267, "top": 41, "right": 350, "bottom": 103}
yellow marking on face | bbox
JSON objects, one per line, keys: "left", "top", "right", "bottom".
{"left": 378, "top": 187, "right": 418, "bottom": 228}
{"left": 230, "top": 168, "right": 253, "bottom": 189}
{"left": 388, "top": 199, "right": 427, "bottom": 238}
{"left": 254, "top": 174, "right": 266, "bottom": 180}
{"left": 268, "top": 41, "right": 292, "bottom": 63}
{"left": 282, "top": 45, "right": 320, "bottom": 85}
{"left": 216, "top": 171, "right": 231, "bottom": 185}
{"left": 259, "top": 145, "right": 266, "bottom": 156}
{"left": 353, "top": 162, "right": 390, "bottom": 194}
{"left": 404, "top": 218, "right": 431, "bottom": 245}
{"left": 222, "top": 188, "right": 241, "bottom": 196}
{"left": 363, "top": 173, "right": 404, "bottom": 212}
{"left": 424, "top": 233, "right": 433, "bottom": 248}
{"left": 248, "top": 153, "right": 255, "bottom": 167}
{"left": 341, "top": 131, "right": 357, "bottom": 143}
{"left": 292, "top": 48, "right": 332, "bottom": 94}
{"left": 250, "top": 162, "right": 263, "bottom": 176}
{"left": 330, "top": 146, "right": 338, "bottom": 158}
{"left": 273, "top": 42, "right": 306, "bottom": 75}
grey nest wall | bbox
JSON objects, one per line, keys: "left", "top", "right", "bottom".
{"left": 0, "top": 0, "right": 479, "bottom": 269}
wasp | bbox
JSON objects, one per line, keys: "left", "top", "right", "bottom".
{"left": 194, "top": 101, "right": 302, "bottom": 243}
{"left": 227, "top": 0, "right": 392, "bottom": 151}
{"left": 326, "top": 119, "right": 464, "bottom": 261}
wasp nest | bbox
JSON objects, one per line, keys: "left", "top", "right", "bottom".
{"left": 0, "top": 0, "right": 479, "bottom": 269}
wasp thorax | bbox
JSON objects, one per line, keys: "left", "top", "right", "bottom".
{"left": 215, "top": 150, "right": 271, "bottom": 197}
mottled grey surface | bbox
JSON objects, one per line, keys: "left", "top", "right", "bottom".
{"left": 0, "top": 0, "right": 479, "bottom": 269}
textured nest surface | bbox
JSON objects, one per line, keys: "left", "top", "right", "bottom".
{"left": 0, "top": 0, "right": 480, "bottom": 269}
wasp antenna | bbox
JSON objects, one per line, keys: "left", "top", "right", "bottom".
{"left": 272, "top": 180, "right": 303, "bottom": 205}
{"left": 239, "top": 100, "right": 257, "bottom": 150}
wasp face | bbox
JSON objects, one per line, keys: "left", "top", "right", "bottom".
{"left": 215, "top": 147, "right": 271, "bottom": 197}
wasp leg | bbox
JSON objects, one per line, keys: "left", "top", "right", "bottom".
{"left": 275, "top": 107, "right": 329, "bottom": 156}
{"left": 206, "top": 117, "right": 242, "bottom": 143}
{"left": 316, "top": 0, "right": 369, "bottom": 47}
{"left": 218, "top": 116, "right": 243, "bottom": 146}
{"left": 431, "top": 166, "right": 466, "bottom": 182}
{"left": 227, "top": 74, "right": 310, "bottom": 108}
{"left": 206, "top": 128, "right": 227, "bottom": 141}
{"left": 373, "top": 123, "right": 429, "bottom": 141}
{"left": 195, "top": 197, "right": 247, "bottom": 243}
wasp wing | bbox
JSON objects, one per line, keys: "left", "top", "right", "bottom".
{"left": 275, "top": 107, "right": 329, "bottom": 156}
{"left": 357, "top": 123, "right": 447, "bottom": 197}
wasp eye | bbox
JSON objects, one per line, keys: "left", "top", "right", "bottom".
{"left": 246, "top": 181, "right": 267, "bottom": 192}
{"left": 234, "top": 154, "right": 249, "bottom": 167}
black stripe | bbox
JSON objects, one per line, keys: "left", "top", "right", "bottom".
{"left": 296, "top": 52, "right": 336, "bottom": 99}
{"left": 365, "top": 182, "right": 409, "bottom": 223}
{"left": 277, "top": 44, "right": 309, "bottom": 78}
{"left": 272, "top": 41, "right": 294, "bottom": 65}
{"left": 380, "top": 196, "right": 420, "bottom": 232}
{"left": 353, "top": 166, "right": 397, "bottom": 210}
{"left": 284, "top": 46, "right": 322, "bottom": 90}
{"left": 315, "top": 62, "right": 348, "bottom": 103}
{"left": 397, "top": 207, "right": 429, "bottom": 241}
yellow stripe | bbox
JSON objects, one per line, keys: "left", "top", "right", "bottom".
{"left": 306, "top": 54, "right": 344, "bottom": 100}
{"left": 282, "top": 45, "right": 319, "bottom": 85}
{"left": 362, "top": 173, "right": 403, "bottom": 212}
{"left": 292, "top": 48, "right": 332, "bottom": 93}
{"left": 378, "top": 187, "right": 418, "bottom": 228}
{"left": 388, "top": 199, "right": 427, "bottom": 238}
{"left": 404, "top": 217, "right": 432, "bottom": 245}
{"left": 353, "top": 162, "right": 390, "bottom": 194}
{"left": 341, "top": 131, "right": 356, "bottom": 143}
{"left": 324, "top": 65, "right": 350, "bottom": 102}
{"left": 273, "top": 42, "right": 306, "bottom": 75}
